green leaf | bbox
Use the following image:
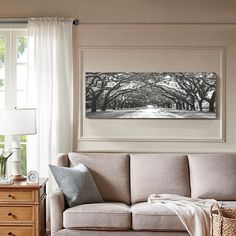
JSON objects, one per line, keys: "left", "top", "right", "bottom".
{"left": 17, "top": 37, "right": 28, "bottom": 58}
{"left": 0, "top": 36, "right": 5, "bottom": 64}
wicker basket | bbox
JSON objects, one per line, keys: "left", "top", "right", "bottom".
{"left": 210, "top": 203, "right": 236, "bottom": 236}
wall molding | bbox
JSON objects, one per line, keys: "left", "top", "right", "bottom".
{"left": 78, "top": 137, "right": 225, "bottom": 143}
{"left": 78, "top": 46, "right": 226, "bottom": 143}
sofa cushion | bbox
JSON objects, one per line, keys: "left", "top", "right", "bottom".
{"left": 131, "top": 202, "right": 185, "bottom": 231}
{"left": 221, "top": 201, "right": 236, "bottom": 209}
{"left": 63, "top": 202, "right": 131, "bottom": 230}
{"left": 68, "top": 152, "right": 130, "bottom": 204}
{"left": 130, "top": 154, "right": 190, "bottom": 204}
{"left": 189, "top": 154, "right": 236, "bottom": 200}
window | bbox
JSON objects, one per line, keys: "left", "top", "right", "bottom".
{"left": 0, "top": 29, "right": 28, "bottom": 175}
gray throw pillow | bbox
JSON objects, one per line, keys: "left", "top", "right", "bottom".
{"left": 49, "top": 164, "right": 103, "bottom": 207}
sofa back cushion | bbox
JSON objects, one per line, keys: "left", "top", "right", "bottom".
{"left": 130, "top": 154, "right": 190, "bottom": 204}
{"left": 189, "top": 154, "right": 236, "bottom": 200}
{"left": 67, "top": 152, "right": 130, "bottom": 204}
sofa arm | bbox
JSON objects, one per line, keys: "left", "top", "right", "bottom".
{"left": 50, "top": 189, "right": 65, "bottom": 233}
{"left": 57, "top": 153, "right": 69, "bottom": 167}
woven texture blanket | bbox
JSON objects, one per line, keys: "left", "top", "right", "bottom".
{"left": 148, "top": 194, "right": 217, "bottom": 236}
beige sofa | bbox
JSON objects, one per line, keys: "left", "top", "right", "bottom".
{"left": 50, "top": 153, "right": 236, "bottom": 236}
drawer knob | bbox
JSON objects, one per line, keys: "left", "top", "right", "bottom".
{"left": 8, "top": 212, "right": 13, "bottom": 216}
{"left": 8, "top": 232, "right": 14, "bottom": 236}
{"left": 8, "top": 194, "right": 14, "bottom": 199}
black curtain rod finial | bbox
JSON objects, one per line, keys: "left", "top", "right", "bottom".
{"left": 73, "top": 19, "right": 79, "bottom": 25}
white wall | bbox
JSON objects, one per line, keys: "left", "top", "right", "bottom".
{"left": 76, "top": 24, "right": 236, "bottom": 153}
{"left": 1, "top": 0, "right": 236, "bottom": 152}
{"left": 1, "top": 0, "right": 236, "bottom": 24}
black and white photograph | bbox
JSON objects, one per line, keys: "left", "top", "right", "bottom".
{"left": 86, "top": 72, "right": 216, "bottom": 119}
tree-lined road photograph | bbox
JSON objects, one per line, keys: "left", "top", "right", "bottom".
{"left": 85, "top": 72, "right": 216, "bottom": 119}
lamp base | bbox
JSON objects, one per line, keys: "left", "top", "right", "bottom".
{"left": 12, "top": 175, "right": 26, "bottom": 181}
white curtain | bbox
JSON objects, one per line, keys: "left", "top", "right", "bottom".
{"left": 27, "top": 17, "right": 73, "bottom": 227}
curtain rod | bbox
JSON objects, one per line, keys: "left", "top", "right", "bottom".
{"left": 0, "top": 18, "right": 79, "bottom": 25}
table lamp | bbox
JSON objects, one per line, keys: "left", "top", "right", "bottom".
{"left": 0, "top": 108, "right": 36, "bottom": 181}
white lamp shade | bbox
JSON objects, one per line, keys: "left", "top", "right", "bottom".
{"left": 0, "top": 109, "right": 36, "bottom": 135}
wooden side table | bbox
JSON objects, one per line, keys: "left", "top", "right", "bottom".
{"left": 0, "top": 178, "right": 48, "bottom": 236}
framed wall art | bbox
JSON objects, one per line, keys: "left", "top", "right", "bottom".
{"left": 85, "top": 72, "right": 216, "bottom": 119}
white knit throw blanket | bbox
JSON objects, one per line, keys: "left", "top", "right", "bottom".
{"left": 148, "top": 194, "right": 218, "bottom": 236}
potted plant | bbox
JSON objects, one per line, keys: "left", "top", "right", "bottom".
{"left": 0, "top": 149, "right": 13, "bottom": 179}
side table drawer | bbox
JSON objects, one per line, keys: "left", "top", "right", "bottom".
{"left": 0, "top": 226, "right": 34, "bottom": 236}
{"left": 0, "top": 189, "right": 34, "bottom": 202}
{"left": 0, "top": 206, "right": 33, "bottom": 223}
